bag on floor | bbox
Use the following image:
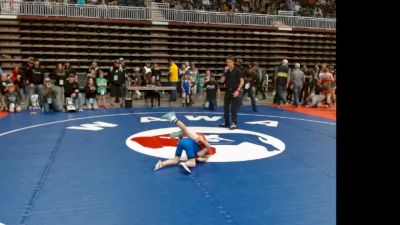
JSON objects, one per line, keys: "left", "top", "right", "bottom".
{"left": 28, "top": 94, "right": 41, "bottom": 110}
{"left": 65, "top": 97, "right": 77, "bottom": 112}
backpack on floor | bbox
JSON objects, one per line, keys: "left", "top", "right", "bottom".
{"left": 65, "top": 97, "right": 77, "bottom": 112}
{"left": 28, "top": 94, "right": 41, "bottom": 111}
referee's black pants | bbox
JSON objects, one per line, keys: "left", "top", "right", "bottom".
{"left": 224, "top": 89, "right": 238, "bottom": 125}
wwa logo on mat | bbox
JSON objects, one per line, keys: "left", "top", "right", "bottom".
{"left": 126, "top": 127, "right": 286, "bottom": 163}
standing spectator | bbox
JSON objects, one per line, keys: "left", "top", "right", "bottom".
{"left": 273, "top": 59, "right": 290, "bottom": 106}
{"left": 52, "top": 63, "right": 66, "bottom": 105}
{"left": 0, "top": 73, "right": 12, "bottom": 111}
{"left": 168, "top": 59, "right": 179, "bottom": 102}
{"left": 252, "top": 62, "right": 266, "bottom": 100}
{"left": 204, "top": 74, "right": 220, "bottom": 110}
{"left": 186, "top": 63, "right": 199, "bottom": 105}
{"left": 239, "top": 64, "right": 258, "bottom": 112}
{"left": 5, "top": 83, "right": 21, "bottom": 113}
{"left": 181, "top": 73, "right": 191, "bottom": 107}
{"left": 143, "top": 62, "right": 152, "bottom": 76}
{"left": 41, "top": 77, "right": 62, "bottom": 113}
{"left": 96, "top": 70, "right": 108, "bottom": 108}
{"left": 179, "top": 63, "right": 188, "bottom": 81}
{"left": 152, "top": 63, "right": 162, "bottom": 83}
{"left": 64, "top": 62, "right": 76, "bottom": 78}
{"left": 27, "top": 60, "right": 45, "bottom": 108}
{"left": 290, "top": 63, "right": 305, "bottom": 107}
{"left": 146, "top": 75, "right": 161, "bottom": 108}
{"left": 88, "top": 60, "right": 99, "bottom": 74}
{"left": 300, "top": 64, "right": 313, "bottom": 103}
{"left": 108, "top": 60, "right": 126, "bottom": 107}
{"left": 312, "top": 64, "right": 320, "bottom": 93}
{"left": 219, "top": 55, "right": 244, "bottom": 130}
{"left": 22, "top": 57, "right": 34, "bottom": 95}
{"left": 64, "top": 74, "right": 84, "bottom": 112}
{"left": 85, "top": 77, "right": 98, "bottom": 110}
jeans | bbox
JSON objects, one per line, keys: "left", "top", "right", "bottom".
{"left": 66, "top": 93, "right": 84, "bottom": 111}
{"left": 239, "top": 87, "right": 257, "bottom": 111}
{"left": 292, "top": 86, "right": 302, "bottom": 106}
{"left": 169, "top": 82, "right": 178, "bottom": 101}
{"left": 42, "top": 99, "right": 62, "bottom": 112}
{"left": 205, "top": 97, "right": 217, "bottom": 110}
{"left": 28, "top": 84, "right": 43, "bottom": 106}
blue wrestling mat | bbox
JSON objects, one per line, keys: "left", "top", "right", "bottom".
{"left": 0, "top": 106, "right": 336, "bottom": 225}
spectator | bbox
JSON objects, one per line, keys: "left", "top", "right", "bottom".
{"left": 219, "top": 55, "right": 244, "bottom": 130}
{"left": 203, "top": 74, "right": 220, "bottom": 110}
{"left": 186, "top": 63, "right": 199, "bottom": 104}
{"left": 0, "top": 73, "right": 12, "bottom": 111}
{"left": 168, "top": 59, "right": 179, "bottom": 102}
{"left": 64, "top": 74, "right": 84, "bottom": 112}
{"left": 142, "top": 62, "right": 152, "bottom": 83}
{"left": 77, "top": 0, "right": 85, "bottom": 5}
{"left": 181, "top": 73, "right": 191, "bottom": 107}
{"left": 239, "top": 64, "right": 258, "bottom": 112}
{"left": 152, "top": 63, "right": 162, "bottom": 83}
{"left": 108, "top": 60, "right": 126, "bottom": 107}
{"left": 273, "top": 59, "right": 290, "bottom": 106}
{"left": 96, "top": 70, "right": 108, "bottom": 108}
{"left": 179, "top": 63, "right": 187, "bottom": 81}
{"left": 0, "top": 67, "right": 3, "bottom": 75}
{"left": 85, "top": 77, "right": 99, "bottom": 110}
{"left": 64, "top": 62, "right": 76, "bottom": 78}
{"left": 27, "top": 60, "right": 45, "bottom": 109}
{"left": 300, "top": 64, "right": 313, "bottom": 103}
{"left": 253, "top": 62, "right": 266, "bottom": 100}
{"left": 52, "top": 63, "right": 66, "bottom": 105}
{"left": 290, "top": 63, "right": 305, "bottom": 107}
{"left": 4, "top": 83, "right": 21, "bottom": 113}
{"left": 41, "top": 77, "right": 62, "bottom": 113}
{"left": 88, "top": 60, "right": 99, "bottom": 74}
{"left": 11, "top": 66, "right": 24, "bottom": 98}
{"left": 146, "top": 75, "right": 161, "bottom": 108}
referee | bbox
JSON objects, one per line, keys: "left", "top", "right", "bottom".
{"left": 219, "top": 55, "right": 244, "bottom": 130}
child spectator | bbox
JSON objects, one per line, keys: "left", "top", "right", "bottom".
{"left": 11, "top": 66, "right": 24, "bottom": 98}
{"left": 181, "top": 73, "right": 191, "bottom": 107}
{"left": 85, "top": 77, "right": 98, "bottom": 110}
{"left": 0, "top": 73, "right": 12, "bottom": 111}
{"left": 5, "top": 83, "right": 21, "bottom": 113}
{"left": 203, "top": 74, "right": 220, "bottom": 110}
{"left": 96, "top": 70, "right": 108, "bottom": 108}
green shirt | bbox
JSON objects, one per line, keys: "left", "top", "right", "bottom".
{"left": 96, "top": 77, "right": 107, "bottom": 95}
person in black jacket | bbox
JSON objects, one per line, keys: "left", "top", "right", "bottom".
{"left": 64, "top": 74, "right": 84, "bottom": 112}
{"left": 85, "top": 77, "right": 98, "bottom": 110}
{"left": 108, "top": 60, "right": 126, "bottom": 107}
{"left": 239, "top": 64, "right": 259, "bottom": 112}
{"left": 26, "top": 60, "right": 45, "bottom": 108}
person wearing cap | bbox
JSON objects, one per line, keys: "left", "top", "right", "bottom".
{"left": 64, "top": 73, "right": 84, "bottom": 112}
{"left": 273, "top": 59, "right": 290, "bottom": 106}
{"left": 0, "top": 73, "right": 12, "bottom": 111}
{"left": 5, "top": 83, "right": 21, "bottom": 113}
{"left": 41, "top": 77, "right": 62, "bottom": 113}
{"left": 290, "top": 63, "right": 305, "bottom": 107}
{"left": 108, "top": 60, "right": 126, "bottom": 107}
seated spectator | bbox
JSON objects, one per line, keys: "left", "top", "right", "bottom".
{"left": 41, "top": 77, "right": 62, "bottom": 113}
{"left": 64, "top": 74, "right": 84, "bottom": 112}
{"left": 77, "top": 0, "right": 85, "bottom": 5}
{"left": 5, "top": 83, "right": 21, "bottom": 113}
{"left": 146, "top": 75, "right": 161, "bottom": 108}
{"left": 64, "top": 62, "right": 76, "bottom": 78}
{"left": 85, "top": 77, "right": 99, "bottom": 110}
{"left": 1, "top": 74, "right": 12, "bottom": 111}
{"left": 152, "top": 63, "right": 162, "bottom": 83}
{"left": 88, "top": 60, "right": 99, "bottom": 75}
{"left": 96, "top": 70, "right": 108, "bottom": 108}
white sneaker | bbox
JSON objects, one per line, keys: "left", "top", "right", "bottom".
{"left": 161, "top": 112, "right": 177, "bottom": 122}
{"left": 154, "top": 160, "right": 163, "bottom": 171}
{"left": 179, "top": 162, "right": 191, "bottom": 174}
